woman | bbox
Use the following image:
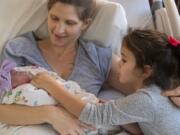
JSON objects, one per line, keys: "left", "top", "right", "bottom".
{"left": 0, "top": 0, "right": 179, "bottom": 134}
{"left": 0, "top": 0, "right": 97, "bottom": 134}
{"left": 0, "top": 0, "right": 126, "bottom": 134}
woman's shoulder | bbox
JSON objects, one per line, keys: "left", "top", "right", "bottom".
{"left": 78, "top": 39, "right": 112, "bottom": 79}
{"left": 4, "top": 32, "right": 37, "bottom": 54}
{"left": 79, "top": 39, "right": 112, "bottom": 58}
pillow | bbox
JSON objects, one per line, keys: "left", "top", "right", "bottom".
{"left": 82, "top": 0, "right": 128, "bottom": 54}
{"left": 0, "top": 0, "right": 48, "bottom": 53}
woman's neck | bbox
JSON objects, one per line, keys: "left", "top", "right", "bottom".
{"left": 38, "top": 38, "right": 79, "bottom": 79}
{"left": 38, "top": 38, "right": 78, "bottom": 58}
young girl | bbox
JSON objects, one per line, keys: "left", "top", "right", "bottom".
{"left": 32, "top": 29, "right": 180, "bottom": 135}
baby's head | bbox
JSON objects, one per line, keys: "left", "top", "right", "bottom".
{"left": 0, "top": 60, "right": 31, "bottom": 92}
{"left": 11, "top": 70, "right": 31, "bottom": 89}
{"left": 121, "top": 29, "right": 180, "bottom": 90}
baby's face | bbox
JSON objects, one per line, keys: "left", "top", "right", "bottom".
{"left": 11, "top": 70, "right": 31, "bottom": 88}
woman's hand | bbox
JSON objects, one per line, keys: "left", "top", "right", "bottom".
{"left": 47, "top": 106, "right": 85, "bottom": 135}
{"left": 163, "top": 86, "right": 180, "bottom": 107}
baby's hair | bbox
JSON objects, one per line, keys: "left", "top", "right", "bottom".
{"left": 47, "top": 0, "right": 95, "bottom": 21}
{"left": 123, "top": 29, "right": 180, "bottom": 90}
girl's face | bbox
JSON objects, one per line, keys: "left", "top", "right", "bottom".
{"left": 48, "top": 2, "right": 90, "bottom": 47}
{"left": 118, "top": 45, "right": 145, "bottom": 90}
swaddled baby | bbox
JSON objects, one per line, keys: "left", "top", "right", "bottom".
{"left": 0, "top": 60, "right": 98, "bottom": 106}
{"left": 0, "top": 60, "right": 121, "bottom": 135}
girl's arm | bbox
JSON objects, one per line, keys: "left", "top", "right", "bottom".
{"left": 32, "top": 73, "right": 86, "bottom": 117}
{"left": 32, "top": 73, "right": 147, "bottom": 135}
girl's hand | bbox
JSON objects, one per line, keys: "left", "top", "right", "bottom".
{"left": 162, "top": 86, "right": 180, "bottom": 107}
{"left": 48, "top": 106, "right": 85, "bottom": 135}
{"left": 80, "top": 122, "right": 97, "bottom": 132}
{"left": 31, "top": 72, "right": 56, "bottom": 92}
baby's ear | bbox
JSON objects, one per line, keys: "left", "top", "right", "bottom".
{"left": 1, "top": 59, "right": 16, "bottom": 72}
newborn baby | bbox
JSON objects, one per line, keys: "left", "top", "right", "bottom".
{"left": 0, "top": 60, "right": 98, "bottom": 106}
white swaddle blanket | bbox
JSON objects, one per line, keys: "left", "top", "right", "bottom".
{"left": 2, "top": 66, "right": 98, "bottom": 106}
{"left": 0, "top": 66, "right": 101, "bottom": 135}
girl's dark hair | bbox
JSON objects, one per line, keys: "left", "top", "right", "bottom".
{"left": 123, "top": 29, "right": 180, "bottom": 90}
{"left": 47, "top": 0, "right": 95, "bottom": 21}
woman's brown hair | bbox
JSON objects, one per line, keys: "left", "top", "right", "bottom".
{"left": 47, "top": 0, "right": 95, "bottom": 21}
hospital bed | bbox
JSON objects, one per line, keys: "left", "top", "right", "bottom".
{"left": 0, "top": 0, "right": 179, "bottom": 135}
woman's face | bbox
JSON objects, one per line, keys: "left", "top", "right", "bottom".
{"left": 48, "top": 2, "right": 89, "bottom": 47}
{"left": 118, "top": 45, "right": 144, "bottom": 90}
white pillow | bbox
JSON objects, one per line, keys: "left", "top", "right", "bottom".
{"left": 0, "top": 0, "right": 48, "bottom": 53}
{"left": 82, "top": 0, "right": 128, "bottom": 54}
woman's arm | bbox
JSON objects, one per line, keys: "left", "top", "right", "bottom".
{"left": 0, "top": 104, "right": 85, "bottom": 134}
{"left": 0, "top": 104, "right": 48, "bottom": 125}
{"left": 47, "top": 106, "right": 85, "bottom": 135}
{"left": 121, "top": 124, "right": 144, "bottom": 135}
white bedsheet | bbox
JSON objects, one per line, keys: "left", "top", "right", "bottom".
{"left": 0, "top": 124, "right": 58, "bottom": 135}
{"left": 0, "top": 123, "right": 130, "bottom": 135}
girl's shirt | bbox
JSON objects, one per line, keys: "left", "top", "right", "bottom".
{"left": 79, "top": 85, "right": 180, "bottom": 135}
{"left": 0, "top": 32, "right": 112, "bottom": 96}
